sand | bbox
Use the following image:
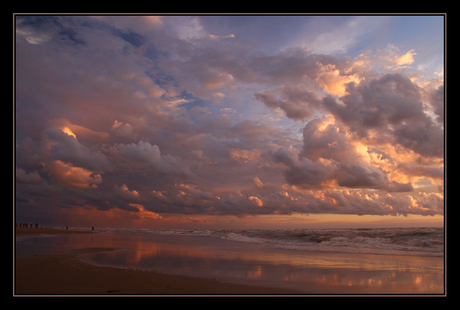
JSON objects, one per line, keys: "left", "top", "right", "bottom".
{"left": 15, "top": 227, "right": 92, "bottom": 235}
{"left": 14, "top": 227, "right": 444, "bottom": 295}
{"left": 14, "top": 228, "right": 301, "bottom": 295}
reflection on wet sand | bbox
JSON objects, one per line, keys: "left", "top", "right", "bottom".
{"left": 77, "top": 234, "right": 443, "bottom": 294}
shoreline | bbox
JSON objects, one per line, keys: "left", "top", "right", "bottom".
{"left": 15, "top": 227, "right": 93, "bottom": 235}
{"left": 14, "top": 227, "right": 444, "bottom": 295}
{"left": 14, "top": 248, "right": 302, "bottom": 295}
{"left": 14, "top": 228, "right": 302, "bottom": 295}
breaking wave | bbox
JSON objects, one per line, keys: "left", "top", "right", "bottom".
{"left": 89, "top": 226, "right": 444, "bottom": 257}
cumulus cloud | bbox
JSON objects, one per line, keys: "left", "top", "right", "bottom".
{"left": 248, "top": 195, "right": 264, "bottom": 207}
{"left": 14, "top": 16, "right": 444, "bottom": 224}
{"left": 336, "top": 163, "right": 413, "bottom": 192}
{"left": 45, "top": 129, "right": 111, "bottom": 173}
{"left": 272, "top": 147, "right": 336, "bottom": 188}
{"left": 300, "top": 115, "right": 362, "bottom": 163}
{"left": 16, "top": 167, "right": 42, "bottom": 184}
{"left": 325, "top": 74, "right": 425, "bottom": 130}
{"left": 114, "top": 184, "right": 140, "bottom": 201}
{"left": 272, "top": 115, "right": 415, "bottom": 193}
{"left": 315, "top": 63, "right": 362, "bottom": 96}
{"left": 430, "top": 85, "right": 444, "bottom": 124}
{"left": 110, "top": 120, "right": 138, "bottom": 141}
{"left": 112, "top": 141, "right": 193, "bottom": 178}
{"left": 322, "top": 73, "right": 444, "bottom": 159}
{"left": 44, "top": 160, "right": 102, "bottom": 188}
{"left": 297, "top": 189, "right": 442, "bottom": 216}
{"left": 254, "top": 84, "right": 322, "bottom": 120}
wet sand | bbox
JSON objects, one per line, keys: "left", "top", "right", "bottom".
{"left": 14, "top": 228, "right": 445, "bottom": 295}
{"left": 14, "top": 228, "right": 300, "bottom": 295}
{"left": 15, "top": 249, "right": 301, "bottom": 295}
{"left": 15, "top": 227, "right": 92, "bottom": 235}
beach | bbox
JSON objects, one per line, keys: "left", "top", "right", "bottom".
{"left": 15, "top": 227, "right": 93, "bottom": 235}
{"left": 15, "top": 248, "right": 297, "bottom": 295}
{"left": 14, "top": 227, "right": 445, "bottom": 295}
{"left": 14, "top": 228, "right": 300, "bottom": 295}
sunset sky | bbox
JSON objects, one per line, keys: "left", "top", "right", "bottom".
{"left": 14, "top": 14, "right": 445, "bottom": 229}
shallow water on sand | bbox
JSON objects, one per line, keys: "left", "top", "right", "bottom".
{"left": 15, "top": 232, "right": 444, "bottom": 294}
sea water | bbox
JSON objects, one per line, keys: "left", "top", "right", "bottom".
{"left": 81, "top": 226, "right": 444, "bottom": 257}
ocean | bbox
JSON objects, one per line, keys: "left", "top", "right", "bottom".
{"left": 75, "top": 226, "right": 444, "bottom": 257}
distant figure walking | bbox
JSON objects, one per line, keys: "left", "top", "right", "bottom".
{"left": 66, "top": 225, "right": 68, "bottom": 230}
{"left": 92, "top": 226, "right": 94, "bottom": 231}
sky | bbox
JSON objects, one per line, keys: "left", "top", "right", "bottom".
{"left": 14, "top": 14, "right": 445, "bottom": 229}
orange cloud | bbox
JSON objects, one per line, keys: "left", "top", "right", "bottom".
{"left": 116, "top": 184, "right": 140, "bottom": 197}
{"left": 49, "top": 119, "right": 109, "bottom": 142}
{"left": 395, "top": 49, "right": 416, "bottom": 66}
{"left": 61, "top": 127, "right": 76, "bottom": 139}
{"left": 316, "top": 63, "right": 362, "bottom": 96}
{"left": 45, "top": 160, "right": 102, "bottom": 188}
{"left": 248, "top": 196, "right": 263, "bottom": 207}
{"left": 129, "top": 203, "right": 163, "bottom": 220}
{"left": 230, "top": 148, "right": 264, "bottom": 163}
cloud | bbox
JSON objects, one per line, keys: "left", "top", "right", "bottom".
{"left": 208, "top": 33, "right": 235, "bottom": 40}
{"left": 254, "top": 84, "right": 322, "bottom": 120}
{"left": 14, "top": 16, "right": 443, "bottom": 223}
{"left": 322, "top": 73, "right": 444, "bottom": 159}
{"left": 44, "top": 160, "right": 102, "bottom": 188}
{"left": 110, "top": 120, "right": 138, "bottom": 141}
{"left": 325, "top": 74, "right": 425, "bottom": 130}
{"left": 393, "top": 123, "right": 443, "bottom": 158}
{"left": 274, "top": 145, "right": 414, "bottom": 193}
{"left": 315, "top": 63, "right": 362, "bottom": 96}
{"left": 395, "top": 49, "right": 416, "bottom": 66}
{"left": 148, "top": 183, "right": 220, "bottom": 214}
{"left": 129, "top": 203, "right": 163, "bottom": 220}
{"left": 300, "top": 115, "right": 363, "bottom": 163}
{"left": 429, "top": 85, "right": 444, "bottom": 124}
{"left": 336, "top": 163, "right": 413, "bottom": 192}
{"left": 230, "top": 148, "right": 265, "bottom": 164}
{"left": 378, "top": 45, "right": 417, "bottom": 69}
{"left": 114, "top": 184, "right": 140, "bottom": 201}
{"left": 248, "top": 196, "right": 264, "bottom": 207}
{"left": 112, "top": 141, "right": 193, "bottom": 178}
{"left": 273, "top": 115, "right": 415, "bottom": 193}
{"left": 305, "top": 16, "right": 383, "bottom": 55}
{"left": 272, "top": 147, "right": 336, "bottom": 188}
{"left": 299, "top": 189, "right": 442, "bottom": 216}
{"left": 16, "top": 167, "right": 42, "bottom": 184}
{"left": 166, "top": 16, "right": 207, "bottom": 41}
{"left": 45, "top": 128, "right": 111, "bottom": 173}
{"left": 16, "top": 16, "right": 81, "bottom": 45}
